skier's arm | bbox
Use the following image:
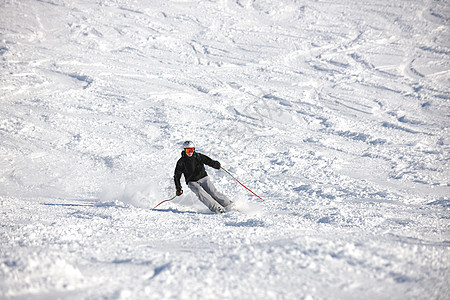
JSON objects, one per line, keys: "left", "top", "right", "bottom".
{"left": 200, "top": 153, "right": 221, "bottom": 169}
{"left": 174, "top": 160, "right": 183, "bottom": 193}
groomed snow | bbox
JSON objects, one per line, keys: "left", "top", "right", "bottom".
{"left": 1, "top": 0, "right": 449, "bottom": 299}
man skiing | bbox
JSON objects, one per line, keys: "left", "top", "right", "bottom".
{"left": 174, "top": 141, "right": 234, "bottom": 214}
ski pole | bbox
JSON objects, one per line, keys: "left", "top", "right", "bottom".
{"left": 152, "top": 195, "right": 176, "bottom": 209}
{"left": 221, "top": 166, "right": 264, "bottom": 201}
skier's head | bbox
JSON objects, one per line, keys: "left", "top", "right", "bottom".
{"left": 183, "top": 141, "right": 195, "bottom": 157}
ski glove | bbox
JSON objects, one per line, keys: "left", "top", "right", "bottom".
{"left": 212, "top": 161, "right": 221, "bottom": 170}
{"left": 176, "top": 189, "right": 183, "bottom": 196}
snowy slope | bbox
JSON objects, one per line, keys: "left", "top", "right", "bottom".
{"left": 1, "top": 0, "right": 449, "bottom": 299}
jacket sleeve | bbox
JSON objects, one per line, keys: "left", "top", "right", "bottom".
{"left": 174, "top": 159, "right": 184, "bottom": 190}
{"left": 199, "top": 153, "right": 220, "bottom": 169}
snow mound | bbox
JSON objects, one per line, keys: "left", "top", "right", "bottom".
{"left": 1, "top": 252, "right": 84, "bottom": 297}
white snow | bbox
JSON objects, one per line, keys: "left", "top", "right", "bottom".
{"left": 1, "top": 0, "right": 449, "bottom": 299}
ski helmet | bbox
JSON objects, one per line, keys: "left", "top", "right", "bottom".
{"left": 183, "top": 141, "right": 195, "bottom": 149}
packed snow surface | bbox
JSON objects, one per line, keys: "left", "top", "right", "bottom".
{"left": 1, "top": 0, "right": 449, "bottom": 299}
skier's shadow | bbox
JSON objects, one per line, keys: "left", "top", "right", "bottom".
{"left": 151, "top": 208, "right": 213, "bottom": 215}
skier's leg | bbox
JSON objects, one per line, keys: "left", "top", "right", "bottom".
{"left": 188, "top": 181, "right": 224, "bottom": 213}
{"left": 198, "top": 176, "right": 232, "bottom": 208}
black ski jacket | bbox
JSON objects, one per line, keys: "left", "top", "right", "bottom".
{"left": 174, "top": 151, "right": 220, "bottom": 190}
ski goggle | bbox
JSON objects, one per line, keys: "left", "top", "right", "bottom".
{"left": 185, "top": 147, "right": 195, "bottom": 154}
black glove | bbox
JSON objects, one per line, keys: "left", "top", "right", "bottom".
{"left": 176, "top": 189, "right": 183, "bottom": 196}
{"left": 212, "top": 161, "right": 221, "bottom": 170}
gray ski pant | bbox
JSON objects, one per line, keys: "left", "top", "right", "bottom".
{"left": 188, "top": 176, "right": 232, "bottom": 213}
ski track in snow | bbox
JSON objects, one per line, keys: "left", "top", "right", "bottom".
{"left": 0, "top": 0, "right": 449, "bottom": 299}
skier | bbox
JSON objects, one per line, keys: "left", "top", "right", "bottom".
{"left": 174, "top": 141, "right": 234, "bottom": 214}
